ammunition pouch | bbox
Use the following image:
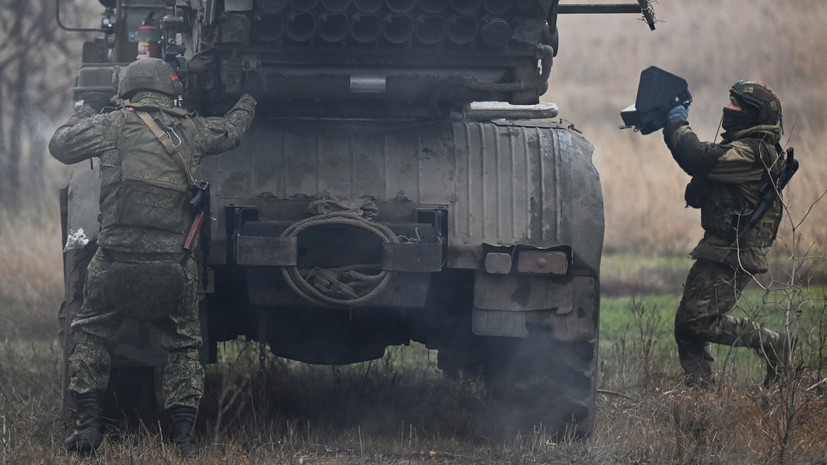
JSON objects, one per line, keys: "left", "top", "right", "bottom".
{"left": 702, "top": 203, "right": 781, "bottom": 249}
{"left": 112, "top": 180, "right": 191, "bottom": 234}
{"left": 701, "top": 188, "right": 741, "bottom": 242}
{"left": 741, "top": 200, "right": 782, "bottom": 248}
{"left": 684, "top": 177, "right": 711, "bottom": 209}
{"left": 103, "top": 260, "right": 188, "bottom": 321}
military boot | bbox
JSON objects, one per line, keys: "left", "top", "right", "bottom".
{"left": 64, "top": 391, "right": 103, "bottom": 453}
{"left": 170, "top": 407, "right": 198, "bottom": 458}
{"left": 760, "top": 332, "right": 797, "bottom": 387}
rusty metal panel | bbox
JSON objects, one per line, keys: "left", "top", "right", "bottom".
{"left": 526, "top": 276, "right": 600, "bottom": 341}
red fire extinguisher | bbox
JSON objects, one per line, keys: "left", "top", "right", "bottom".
{"left": 136, "top": 12, "right": 161, "bottom": 59}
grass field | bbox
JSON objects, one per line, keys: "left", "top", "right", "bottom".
{"left": 2, "top": 289, "right": 826, "bottom": 464}
{"left": 2, "top": 204, "right": 827, "bottom": 464}
{"left": 3, "top": 0, "right": 827, "bottom": 463}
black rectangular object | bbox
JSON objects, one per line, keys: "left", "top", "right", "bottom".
{"left": 621, "top": 66, "right": 691, "bottom": 134}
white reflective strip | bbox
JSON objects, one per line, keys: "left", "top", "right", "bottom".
{"left": 350, "top": 75, "right": 386, "bottom": 93}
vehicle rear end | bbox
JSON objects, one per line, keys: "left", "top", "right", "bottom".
{"left": 59, "top": 0, "right": 654, "bottom": 435}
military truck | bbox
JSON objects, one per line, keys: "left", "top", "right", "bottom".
{"left": 57, "top": 0, "right": 655, "bottom": 436}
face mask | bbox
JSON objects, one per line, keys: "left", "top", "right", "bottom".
{"left": 722, "top": 108, "right": 759, "bottom": 132}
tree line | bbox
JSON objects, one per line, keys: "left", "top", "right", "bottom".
{"left": 0, "top": 0, "right": 98, "bottom": 206}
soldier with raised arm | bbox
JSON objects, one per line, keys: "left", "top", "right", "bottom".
{"left": 50, "top": 58, "right": 256, "bottom": 456}
{"left": 662, "top": 80, "right": 795, "bottom": 388}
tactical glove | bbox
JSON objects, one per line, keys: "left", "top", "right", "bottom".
{"left": 666, "top": 104, "right": 689, "bottom": 124}
{"left": 79, "top": 92, "right": 112, "bottom": 112}
{"left": 662, "top": 104, "right": 690, "bottom": 146}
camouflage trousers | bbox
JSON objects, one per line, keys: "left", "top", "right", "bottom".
{"left": 675, "top": 259, "right": 781, "bottom": 385}
{"left": 68, "top": 248, "right": 205, "bottom": 410}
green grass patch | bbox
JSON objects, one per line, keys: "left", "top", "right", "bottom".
{"left": 600, "top": 251, "right": 691, "bottom": 296}
{"left": 600, "top": 286, "right": 827, "bottom": 389}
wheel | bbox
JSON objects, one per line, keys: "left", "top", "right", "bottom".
{"left": 482, "top": 326, "right": 597, "bottom": 437}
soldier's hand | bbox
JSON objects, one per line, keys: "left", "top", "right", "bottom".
{"left": 666, "top": 104, "right": 689, "bottom": 124}
{"left": 78, "top": 92, "right": 113, "bottom": 112}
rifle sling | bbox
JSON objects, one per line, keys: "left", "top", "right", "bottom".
{"left": 134, "top": 110, "right": 194, "bottom": 184}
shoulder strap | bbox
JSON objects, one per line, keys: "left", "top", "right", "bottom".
{"left": 134, "top": 110, "right": 194, "bottom": 184}
{"left": 129, "top": 103, "right": 192, "bottom": 118}
{"left": 135, "top": 110, "right": 179, "bottom": 155}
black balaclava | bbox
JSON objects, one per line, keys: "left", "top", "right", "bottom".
{"left": 722, "top": 94, "right": 760, "bottom": 132}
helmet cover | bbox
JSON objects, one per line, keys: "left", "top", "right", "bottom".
{"left": 119, "top": 58, "right": 184, "bottom": 99}
{"left": 729, "top": 80, "right": 781, "bottom": 126}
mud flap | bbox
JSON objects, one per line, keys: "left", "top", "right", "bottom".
{"left": 472, "top": 273, "right": 598, "bottom": 340}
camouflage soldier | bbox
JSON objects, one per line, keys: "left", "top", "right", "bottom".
{"left": 662, "top": 80, "right": 795, "bottom": 388}
{"left": 49, "top": 58, "right": 256, "bottom": 455}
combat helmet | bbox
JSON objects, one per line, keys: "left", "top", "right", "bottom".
{"left": 119, "top": 58, "right": 184, "bottom": 99}
{"left": 729, "top": 80, "right": 782, "bottom": 126}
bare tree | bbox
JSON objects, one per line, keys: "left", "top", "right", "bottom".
{"left": 0, "top": 0, "right": 96, "bottom": 206}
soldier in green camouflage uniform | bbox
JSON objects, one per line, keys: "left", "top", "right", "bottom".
{"left": 49, "top": 58, "right": 256, "bottom": 455}
{"left": 662, "top": 81, "right": 795, "bottom": 388}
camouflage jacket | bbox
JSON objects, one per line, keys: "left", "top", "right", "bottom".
{"left": 49, "top": 93, "right": 256, "bottom": 254}
{"left": 664, "top": 121, "right": 783, "bottom": 274}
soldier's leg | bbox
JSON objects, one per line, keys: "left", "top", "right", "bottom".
{"left": 158, "top": 312, "right": 204, "bottom": 410}
{"left": 679, "top": 260, "right": 794, "bottom": 385}
{"left": 157, "top": 256, "right": 204, "bottom": 410}
{"left": 68, "top": 250, "right": 125, "bottom": 397}
{"left": 707, "top": 315, "right": 778, "bottom": 348}
{"left": 674, "top": 260, "right": 746, "bottom": 385}
{"left": 66, "top": 250, "right": 124, "bottom": 452}
{"left": 674, "top": 337, "right": 714, "bottom": 386}
{"left": 706, "top": 309, "right": 796, "bottom": 386}
{"left": 155, "top": 256, "right": 203, "bottom": 457}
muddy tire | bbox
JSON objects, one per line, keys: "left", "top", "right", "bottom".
{"left": 482, "top": 326, "right": 597, "bottom": 437}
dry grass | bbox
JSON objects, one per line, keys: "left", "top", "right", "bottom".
{"left": 4, "top": 324, "right": 827, "bottom": 464}
{"left": 548, "top": 0, "right": 827, "bottom": 254}
{"left": 594, "top": 379, "right": 827, "bottom": 465}
{"left": 0, "top": 201, "right": 64, "bottom": 338}
{"left": 2, "top": 1, "right": 827, "bottom": 463}
{"left": 2, "top": 199, "right": 826, "bottom": 463}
